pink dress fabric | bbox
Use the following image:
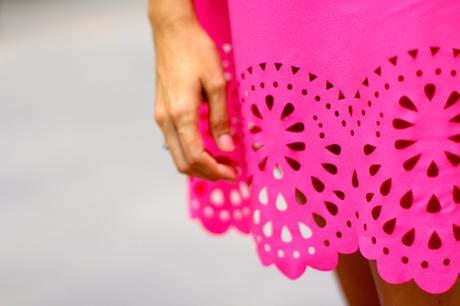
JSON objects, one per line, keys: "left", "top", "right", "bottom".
{"left": 188, "top": 0, "right": 460, "bottom": 294}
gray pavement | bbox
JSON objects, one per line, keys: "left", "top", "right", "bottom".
{"left": 0, "top": 1, "right": 344, "bottom": 305}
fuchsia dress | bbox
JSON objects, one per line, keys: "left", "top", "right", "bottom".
{"left": 188, "top": 0, "right": 460, "bottom": 294}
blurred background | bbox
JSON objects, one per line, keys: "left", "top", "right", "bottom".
{"left": 0, "top": 0, "right": 344, "bottom": 305}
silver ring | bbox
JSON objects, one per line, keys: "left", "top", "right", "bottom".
{"left": 162, "top": 142, "right": 169, "bottom": 150}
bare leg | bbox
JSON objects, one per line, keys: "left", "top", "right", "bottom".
{"left": 369, "top": 260, "right": 460, "bottom": 306}
{"left": 335, "top": 251, "right": 381, "bottom": 306}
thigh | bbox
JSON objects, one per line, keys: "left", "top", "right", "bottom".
{"left": 369, "top": 261, "right": 460, "bottom": 306}
{"left": 335, "top": 251, "right": 381, "bottom": 306}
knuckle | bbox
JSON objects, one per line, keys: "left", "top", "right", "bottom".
{"left": 169, "top": 107, "right": 188, "bottom": 122}
{"left": 186, "top": 150, "right": 202, "bottom": 167}
{"left": 153, "top": 110, "right": 166, "bottom": 126}
{"left": 210, "top": 117, "right": 229, "bottom": 131}
{"left": 176, "top": 163, "right": 190, "bottom": 174}
{"left": 187, "top": 155, "right": 200, "bottom": 167}
{"left": 206, "top": 77, "right": 226, "bottom": 94}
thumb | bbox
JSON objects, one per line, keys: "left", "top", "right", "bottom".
{"left": 201, "top": 73, "right": 235, "bottom": 152}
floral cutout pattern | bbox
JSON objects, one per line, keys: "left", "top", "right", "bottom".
{"left": 188, "top": 0, "right": 459, "bottom": 296}
{"left": 190, "top": 46, "right": 459, "bottom": 294}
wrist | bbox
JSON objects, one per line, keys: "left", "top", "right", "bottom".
{"left": 149, "top": 7, "right": 197, "bottom": 33}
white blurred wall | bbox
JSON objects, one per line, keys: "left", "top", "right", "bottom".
{"left": 0, "top": 1, "right": 344, "bottom": 305}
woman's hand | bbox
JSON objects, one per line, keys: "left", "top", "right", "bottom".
{"left": 149, "top": 3, "right": 237, "bottom": 182}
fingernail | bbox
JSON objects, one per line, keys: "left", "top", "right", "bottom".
{"left": 218, "top": 164, "right": 236, "bottom": 180}
{"left": 217, "top": 134, "right": 235, "bottom": 152}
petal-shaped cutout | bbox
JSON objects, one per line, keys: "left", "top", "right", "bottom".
{"left": 251, "top": 104, "right": 263, "bottom": 119}
{"left": 286, "top": 122, "right": 304, "bottom": 132}
{"left": 281, "top": 102, "right": 295, "bottom": 120}
{"left": 444, "top": 91, "right": 460, "bottom": 109}
{"left": 395, "top": 139, "right": 417, "bottom": 149}
{"left": 392, "top": 118, "right": 414, "bottom": 129}
{"left": 427, "top": 161, "right": 439, "bottom": 177}
{"left": 399, "top": 96, "right": 418, "bottom": 112}
{"left": 403, "top": 154, "right": 422, "bottom": 171}
{"left": 424, "top": 83, "right": 436, "bottom": 101}
{"left": 285, "top": 156, "right": 301, "bottom": 171}
{"left": 265, "top": 95, "right": 274, "bottom": 110}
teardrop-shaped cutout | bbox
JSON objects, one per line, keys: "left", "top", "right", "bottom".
{"left": 326, "top": 144, "right": 341, "bottom": 155}
{"left": 287, "top": 142, "right": 305, "bottom": 151}
{"left": 380, "top": 178, "right": 392, "bottom": 196}
{"left": 281, "top": 103, "right": 295, "bottom": 120}
{"left": 448, "top": 134, "right": 460, "bottom": 143}
{"left": 399, "top": 96, "right": 418, "bottom": 112}
{"left": 258, "top": 187, "right": 268, "bottom": 204}
{"left": 263, "top": 221, "right": 273, "bottom": 237}
{"left": 325, "top": 201, "right": 338, "bottom": 216}
{"left": 312, "top": 213, "right": 327, "bottom": 228}
{"left": 295, "top": 188, "right": 307, "bottom": 205}
{"left": 453, "top": 224, "right": 460, "bottom": 241}
{"left": 401, "top": 228, "right": 415, "bottom": 246}
{"left": 363, "top": 144, "right": 376, "bottom": 155}
{"left": 286, "top": 122, "right": 304, "bottom": 132}
{"left": 352, "top": 169, "right": 359, "bottom": 187}
{"left": 444, "top": 91, "right": 460, "bottom": 109}
{"left": 371, "top": 205, "right": 382, "bottom": 220}
{"left": 285, "top": 156, "right": 301, "bottom": 171}
{"left": 275, "top": 193, "right": 288, "bottom": 211}
{"left": 428, "top": 231, "right": 442, "bottom": 249}
{"left": 252, "top": 209, "right": 260, "bottom": 224}
{"left": 445, "top": 151, "right": 460, "bottom": 166}
{"left": 281, "top": 225, "right": 292, "bottom": 243}
{"left": 427, "top": 161, "right": 439, "bottom": 177}
{"left": 395, "top": 139, "right": 417, "bottom": 149}
{"left": 333, "top": 190, "right": 345, "bottom": 200}
{"left": 311, "top": 176, "right": 325, "bottom": 192}
{"left": 258, "top": 156, "right": 268, "bottom": 171}
{"left": 273, "top": 164, "right": 283, "bottom": 179}
{"left": 366, "top": 192, "right": 374, "bottom": 202}
{"left": 453, "top": 185, "right": 460, "bottom": 203}
{"left": 427, "top": 194, "right": 441, "bottom": 213}
{"left": 251, "top": 104, "right": 263, "bottom": 119}
{"left": 383, "top": 218, "right": 397, "bottom": 235}
{"left": 403, "top": 154, "right": 421, "bottom": 171}
{"left": 449, "top": 113, "right": 460, "bottom": 123}
{"left": 322, "top": 163, "right": 338, "bottom": 174}
{"left": 400, "top": 190, "right": 413, "bottom": 209}
{"left": 392, "top": 118, "right": 414, "bottom": 129}
{"left": 369, "top": 164, "right": 381, "bottom": 176}
{"left": 298, "top": 222, "right": 313, "bottom": 239}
